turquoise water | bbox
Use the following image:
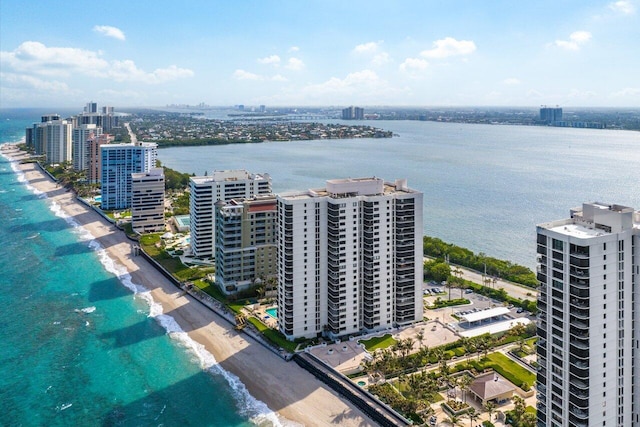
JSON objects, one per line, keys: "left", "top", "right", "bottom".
{"left": 0, "top": 110, "right": 278, "bottom": 426}
{"left": 265, "top": 308, "right": 278, "bottom": 319}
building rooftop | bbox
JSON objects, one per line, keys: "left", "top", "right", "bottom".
{"left": 547, "top": 222, "right": 608, "bottom": 238}
{"left": 460, "top": 307, "right": 510, "bottom": 323}
{"left": 280, "top": 177, "right": 418, "bottom": 200}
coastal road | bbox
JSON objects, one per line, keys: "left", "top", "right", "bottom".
{"left": 125, "top": 122, "right": 137, "bottom": 144}
{"left": 425, "top": 257, "right": 538, "bottom": 301}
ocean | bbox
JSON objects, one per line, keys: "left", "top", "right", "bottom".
{"left": 0, "top": 110, "right": 277, "bottom": 426}
{"left": 1, "top": 108, "right": 638, "bottom": 426}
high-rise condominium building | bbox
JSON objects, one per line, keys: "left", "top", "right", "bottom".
{"left": 540, "top": 106, "right": 563, "bottom": 124}
{"left": 536, "top": 202, "right": 640, "bottom": 427}
{"left": 43, "top": 119, "right": 73, "bottom": 164}
{"left": 277, "top": 177, "right": 423, "bottom": 341}
{"left": 189, "top": 170, "right": 272, "bottom": 259}
{"left": 87, "top": 133, "right": 113, "bottom": 184}
{"left": 100, "top": 142, "right": 157, "bottom": 210}
{"left": 131, "top": 168, "right": 165, "bottom": 234}
{"left": 72, "top": 124, "right": 102, "bottom": 171}
{"left": 342, "top": 106, "right": 364, "bottom": 120}
{"left": 214, "top": 195, "right": 277, "bottom": 294}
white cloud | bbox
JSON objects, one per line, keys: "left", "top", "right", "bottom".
{"left": 372, "top": 52, "right": 390, "bottom": 66}
{"left": 554, "top": 31, "right": 592, "bottom": 50}
{"left": 567, "top": 89, "right": 597, "bottom": 99}
{"left": 352, "top": 41, "right": 390, "bottom": 66}
{"left": 288, "top": 46, "right": 300, "bottom": 53}
{"left": 399, "top": 57, "right": 429, "bottom": 74}
{"left": 609, "top": 0, "right": 635, "bottom": 14}
{"left": 503, "top": 77, "right": 521, "bottom": 85}
{"left": 233, "top": 69, "right": 263, "bottom": 80}
{"left": 421, "top": 37, "right": 476, "bottom": 58}
{"left": 1, "top": 41, "right": 108, "bottom": 76}
{"left": 93, "top": 25, "right": 126, "bottom": 41}
{"left": 257, "top": 55, "right": 281, "bottom": 65}
{"left": 0, "top": 41, "right": 193, "bottom": 84}
{"left": 302, "top": 70, "right": 380, "bottom": 95}
{"left": 232, "top": 69, "right": 288, "bottom": 82}
{"left": 285, "top": 57, "right": 305, "bottom": 71}
{"left": 611, "top": 87, "right": 640, "bottom": 97}
{"left": 353, "top": 42, "right": 379, "bottom": 55}
{"left": 1, "top": 72, "right": 70, "bottom": 92}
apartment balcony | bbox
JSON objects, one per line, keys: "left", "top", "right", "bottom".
{"left": 570, "top": 317, "right": 589, "bottom": 329}
{"left": 569, "top": 277, "right": 589, "bottom": 289}
{"left": 569, "top": 286, "right": 589, "bottom": 299}
{"left": 569, "top": 267, "right": 589, "bottom": 278}
{"left": 570, "top": 364, "right": 589, "bottom": 379}
{"left": 569, "top": 306, "right": 589, "bottom": 320}
{"left": 569, "top": 405, "right": 589, "bottom": 419}
{"left": 569, "top": 337, "right": 589, "bottom": 350}
{"left": 569, "top": 245, "right": 589, "bottom": 258}
{"left": 569, "top": 298, "right": 588, "bottom": 309}
{"left": 569, "top": 326, "right": 588, "bottom": 338}
{"left": 569, "top": 345, "right": 589, "bottom": 360}
{"left": 569, "top": 256, "right": 589, "bottom": 268}
{"left": 537, "top": 244, "right": 547, "bottom": 255}
{"left": 569, "top": 386, "right": 588, "bottom": 399}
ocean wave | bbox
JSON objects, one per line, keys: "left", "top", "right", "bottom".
{"left": 151, "top": 313, "right": 285, "bottom": 427}
{"left": 77, "top": 306, "right": 96, "bottom": 314}
{"left": 15, "top": 162, "right": 287, "bottom": 427}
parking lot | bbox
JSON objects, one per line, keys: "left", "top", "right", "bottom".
{"left": 423, "top": 281, "right": 532, "bottom": 324}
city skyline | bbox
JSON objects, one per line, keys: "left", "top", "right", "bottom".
{"left": 1, "top": 0, "right": 639, "bottom": 108}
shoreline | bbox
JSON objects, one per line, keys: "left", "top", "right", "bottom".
{"left": 2, "top": 144, "right": 374, "bottom": 427}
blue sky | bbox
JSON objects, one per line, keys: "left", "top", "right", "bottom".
{"left": 1, "top": 0, "right": 638, "bottom": 108}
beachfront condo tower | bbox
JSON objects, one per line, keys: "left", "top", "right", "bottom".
{"left": 72, "top": 124, "right": 102, "bottom": 172}
{"left": 276, "top": 177, "right": 424, "bottom": 341}
{"left": 214, "top": 195, "right": 277, "bottom": 294}
{"left": 131, "top": 168, "right": 165, "bottom": 233}
{"left": 189, "top": 170, "right": 272, "bottom": 260}
{"left": 100, "top": 142, "right": 158, "bottom": 210}
{"left": 536, "top": 202, "right": 640, "bottom": 427}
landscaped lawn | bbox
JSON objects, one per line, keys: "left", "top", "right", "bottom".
{"left": 359, "top": 334, "right": 397, "bottom": 351}
{"left": 247, "top": 317, "right": 297, "bottom": 352}
{"left": 462, "top": 352, "right": 536, "bottom": 388}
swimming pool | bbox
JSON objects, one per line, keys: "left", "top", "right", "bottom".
{"left": 265, "top": 307, "right": 277, "bottom": 319}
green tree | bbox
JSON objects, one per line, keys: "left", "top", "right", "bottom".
{"left": 430, "top": 262, "right": 451, "bottom": 283}
{"left": 484, "top": 401, "right": 496, "bottom": 423}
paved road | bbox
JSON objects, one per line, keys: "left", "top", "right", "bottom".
{"left": 425, "top": 257, "right": 538, "bottom": 301}
{"left": 124, "top": 122, "right": 137, "bottom": 144}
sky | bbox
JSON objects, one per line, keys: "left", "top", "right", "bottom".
{"left": 1, "top": 0, "right": 639, "bottom": 108}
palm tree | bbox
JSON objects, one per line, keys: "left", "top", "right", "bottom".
{"left": 442, "top": 415, "right": 463, "bottom": 427}
{"left": 466, "top": 408, "right": 479, "bottom": 427}
{"left": 521, "top": 411, "right": 537, "bottom": 427}
{"left": 484, "top": 401, "right": 496, "bottom": 423}
{"left": 458, "top": 374, "right": 474, "bottom": 403}
{"left": 511, "top": 396, "right": 526, "bottom": 425}
{"left": 416, "top": 329, "right": 425, "bottom": 348}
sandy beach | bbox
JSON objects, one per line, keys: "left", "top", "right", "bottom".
{"left": 3, "top": 145, "right": 374, "bottom": 427}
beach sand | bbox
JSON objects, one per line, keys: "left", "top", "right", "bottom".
{"left": 4, "top": 145, "right": 374, "bottom": 427}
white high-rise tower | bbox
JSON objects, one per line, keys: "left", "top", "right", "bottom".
{"left": 536, "top": 202, "right": 640, "bottom": 427}
{"left": 276, "top": 177, "right": 423, "bottom": 341}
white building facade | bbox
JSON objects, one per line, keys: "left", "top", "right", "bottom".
{"left": 43, "top": 119, "right": 73, "bottom": 164}
{"left": 536, "top": 202, "right": 640, "bottom": 427}
{"left": 189, "top": 170, "right": 272, "bottom": 259}
{"left": 100, "top": 142, "right": 157, "bottom": 210}
{"left": 277, "top": 177, "right": 423, "bottom": 341}
{"left": 131, "top": 168, "right": 165, "bottom": 233}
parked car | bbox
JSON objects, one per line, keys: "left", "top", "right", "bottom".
{"left": 423, "top": 289, "right": 431, "bottom": 295}
{"left": 465, "top": 289, "right": 473, "bottom": 294}
{"left": 516, "top": 307, "right": 525, "bottom": 313}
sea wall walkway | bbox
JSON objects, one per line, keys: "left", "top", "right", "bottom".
{"left": 293, "top": 352, "right": 410, "bottom": 427}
